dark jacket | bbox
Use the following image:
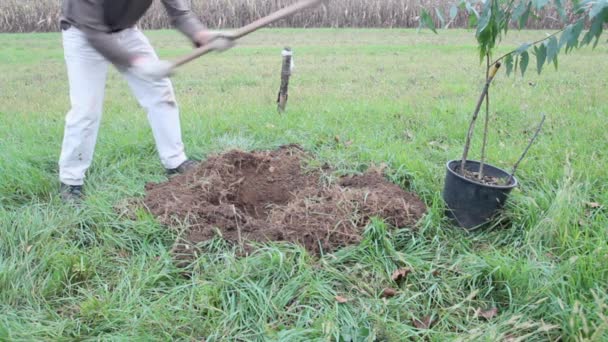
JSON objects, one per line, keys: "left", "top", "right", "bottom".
{"left": 61, "top": 0, "right": 205, "bottom": 66}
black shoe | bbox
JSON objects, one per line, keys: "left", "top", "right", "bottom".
{"left": 60, "top": 183, "right": 84, "bottom": 202}
{"left": 166, "top": 159, "right": 198, "bottom": 175}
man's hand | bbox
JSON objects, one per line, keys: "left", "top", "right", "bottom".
{"left": 192, "top": 30, "right": 214, "bottom": 47}
{"left": 129, "top": 57, "right": 174, "bottom": 81}
{"left": 193, "top": 30, "right": 236, "bottom": 52}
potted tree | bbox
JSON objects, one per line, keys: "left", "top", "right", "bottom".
{"left": 419, "top": 0, "right": 607, "bottom": 228}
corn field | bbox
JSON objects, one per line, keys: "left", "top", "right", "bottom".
{"left": 1, "top": 0, "right": 572, "bottom": 33}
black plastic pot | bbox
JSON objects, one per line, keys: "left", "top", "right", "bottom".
{"left": 442, "top": 160, "right": 518, "bottom": 229}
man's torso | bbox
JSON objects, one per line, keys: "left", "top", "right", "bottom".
{"left": 61, "top": 0, "right": 154, "bottom": 33}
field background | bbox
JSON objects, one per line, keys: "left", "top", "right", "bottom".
{"left": 1, "top": 0, "right": 575, "bottom": 33}
{"left": 1, "top": 27, "right": 608, "bottom": 340}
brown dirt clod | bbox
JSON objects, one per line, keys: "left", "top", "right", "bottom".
{"left": 381, "top": 288, "right": 398, "bottom": 298}
{"left": 143, "top": 145, "right": 426, "bottom": 262}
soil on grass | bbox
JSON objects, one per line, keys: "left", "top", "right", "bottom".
{"left": 143, "top": 145, "right": 426, "bottom": 262}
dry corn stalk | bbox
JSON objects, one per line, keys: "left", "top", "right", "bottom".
{"left": 1, "top": 0, "right": 575, "bottom": 33}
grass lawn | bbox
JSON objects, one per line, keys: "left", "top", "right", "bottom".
{"left": 1, "top": 28, "right": 607, "bottom": 341}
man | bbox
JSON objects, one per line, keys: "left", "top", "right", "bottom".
{"left": 58, "top": 0, "right": 233, "bottom": 202}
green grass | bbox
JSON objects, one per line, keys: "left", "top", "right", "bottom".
{"left": 1, "top": 28, "right": 607, "bottom": 341}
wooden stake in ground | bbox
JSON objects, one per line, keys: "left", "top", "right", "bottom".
{"left": 277, "top": 47, "right": 293, "bottom": 113}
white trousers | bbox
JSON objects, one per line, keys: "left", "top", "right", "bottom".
{"left": 59, "top": 26, "right": 187, "bottom": 186}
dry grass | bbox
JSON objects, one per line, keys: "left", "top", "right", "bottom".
{"left": 1, "top": 0, "right": 570, "bottom": 33}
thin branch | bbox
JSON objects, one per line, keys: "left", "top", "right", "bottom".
{"left": 492, "top": 27, "right": 567, "bottom": 65}
{"left": 460, "top": 61, "right": 502, "bottom": 175}
{"left": 478, "top": 53, "right": 491, "bottom": 180}
{"left": 508, "top": 114, "right": 546, "bottom": 184}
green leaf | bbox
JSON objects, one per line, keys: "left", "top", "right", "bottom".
{"left": 494, "top": 1, "right": 505, "bottom": 22}
{"left": 553, "top": 53, "right": 558, "bottom": 70}
{"left": 559, "top": 24, "right": 572, "bottom": 49}
{"left": 582, "top": 14, "right": 604, "bottom": 47}
{"left": 546, "top": 36, "right": 559, "bottom": 64}
{"left": 590, "top": 0, "right": 608, "bottom": 19}
{"left": 505, "top": 54, "right": 514, "bottom": 76}
{"left": 516, "top": 42, "right": 531, "bottom": 54}
{"left": 520, "top": 51, "right": 529, "bottom": 76}
{"left": 574, "top": 0, "right": 591, "bottom": 14}
{"left": 450, "top": 4, "right": 459, "bottom": 19}
{"left": 534, "top": 44, "right": 547, "bottom": 74}
{"left": 469, "top": 14, "right": 479, "bottom": 28}
{"left": 358, "top": 327, "right": 370, "bottom": 338}
{"left": 435, "top": 7, "right": 446, "bottom": 27}
{"left": 519, "top": 2, "right": 532, "bottom": 29}
{"left": 419, "top": 9, "right": 437, "bottom": 34}
{"left": 459, "top": 0, "right": 467, "bottom": 11}
{"left": 476, "top": 3, "right": 492, "bottom": 36}
{"left": 554, "top": 0, "right": 568, "bottom": 22}
{"left": 512, "top": 1, "right": 528, "bottom": 23}
{"left": 502, "top": 8, "right": 511, "bottom": 35}
{"left": 592, "top": 18, "right": 605, "bottom": 48}
{"left": 576, "top": 0, "right": 594, "bottom": 7}
{"left": 567, "top": 19, "right": 585, "bottom": 52}
{"left": 466, "top": 1, "right": 480, "bottom": 18}
{"left": 514, "top": 55, "right": 520, "bottom": 75}
{"left": 533, "top": 0, "right": 550, "bottom": 10}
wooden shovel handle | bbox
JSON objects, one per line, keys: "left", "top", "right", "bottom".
{"left": 171, "top": 0, "right": 324, "bottom": 69}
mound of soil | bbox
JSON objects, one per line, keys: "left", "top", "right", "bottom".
{"left": 143, "top": 145, "right": 426, "bottom": 261}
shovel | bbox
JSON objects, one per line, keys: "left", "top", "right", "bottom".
{"left": 167, "top": 0, "right": 324, "bottom": 75}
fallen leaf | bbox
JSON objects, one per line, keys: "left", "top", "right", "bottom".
{"left": 368, "top": 163, "right": 388, "bottom": 174}
{"left": 334, "top": 135, "right": 341, "bottom": 143}
{"left": 431, "top": 269, "right": 440, "bottom": 276}
{"left": 268, "top": 166, "right": 276, "bottom": 173}
{"left": 412, "top": 315, "right": 434, "bottom": 329}
{"left": 391, "top": 268, "right": 412, "bottom": 282}
{"left": 25, "top": 245, "right": 33, "bottom": 253}
{"left": 381, "top": 288, "right": 397, "bottom": 298}
{"left": 117, "top": 250, "right": 130, "bottom": 258}
{"left": 344, "top": 140, "right": 353, "bottom": 147}
{"left": 476, "top": 307, "right": 498, "bottom": 320}
{"left": 403, "top": 130, "right": 414, "bottom": 141}
{"left": 428, "top": 141, "right": 448, "bottom": 151}
{"left": 586, "top": 201, "right": 601, "bottom": 208}
{"left": 335, "top": 295, "right": 349, "bottom": 304}
{"left": 56, "top": 304, "right": 80, "bottom": 318}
